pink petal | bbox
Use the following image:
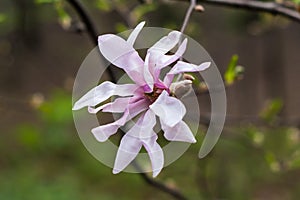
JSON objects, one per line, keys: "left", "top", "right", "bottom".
{"left": 147, "top": 31, "right": 183, "bottom": 79}
{"left": 161, "top": 120, "right": 196, "bottom": 143}
{"left": 149, "top": 90, "right": 186, "bottom": 127}
{"left": 73, "top": 81, "right": 138, "bottom": 110}
{"left": 148, "top": 31, "right": 182, "bottom": 56}
{"left": 113, "top": 110, "right": 163, "bottom": 177}
{"left": 127, "top": 21, "right": 145, "bottom": 46}
{"left": 98, "top": 35, "right": 145, "bottom": 85}
{"left": 88, "top": 97, "right": 132, "bottom": 114}
{"left": 113, "top": 133, "right": 143, "bottom": 174}
{"left": 126, "top": 109, "right": 156, "bottom": 139}
{"left": 141, "top": 134, "right": 164, "bottom": 177}
{"left": 143, "top": 53, "right": 154, "bottom": 91}
{"left": 157, "top": 39, "right": 188, "bottom": 68}
{"left": 91, "top": 99, "right": 149, "bottom": 142}
{"left": 164, "top": 61, "right": 211, "bottom": 87}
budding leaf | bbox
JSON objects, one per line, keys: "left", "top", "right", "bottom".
{"left": 224, "top": 54, "right": 239, "bottom": 85}
{"left": 260, "top": 98, "right": 283, "bottom": 123}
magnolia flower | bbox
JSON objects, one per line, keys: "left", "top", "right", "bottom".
{"left": 73, "top": 21, "right": 210, "bottom": 177}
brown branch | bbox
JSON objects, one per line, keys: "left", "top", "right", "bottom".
{"left": 175, "top": 0, "right": 300, "bottom": 22}
{"left": 65, "top": 0, "right": 117, "bottom": 81}
{"left": 131, "top": 161, "right": 188, "bottom": 200}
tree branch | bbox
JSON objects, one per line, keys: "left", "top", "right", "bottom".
{"left": 176, "top": 0, "right": 300, "bottom": 22}
{"left": 65, "top": 0, "right": 116, "bottom": 81}
{"left": 131, "top": 161, "right": 188, "bottom": 200}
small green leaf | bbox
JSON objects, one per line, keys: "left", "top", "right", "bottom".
{"left": 260, "top": 98, "right": 283, "bottom": 123}
{"left": 224, "top": 54, "right": 244, "bottom": 85}
{"left": 265, "top": 151, "right": 280, "bottom": 172}
{"left": 55, "top": 1, "right": 71, "bottom": 29}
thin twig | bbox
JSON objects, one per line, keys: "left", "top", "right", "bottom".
{"left": 131, "top": 162, "right": 188, "bottom": 200}
{"left": 65, "top": 0, "right": 117, "bottom": 81}
{"left": 180, "top": 0, "right": 196, "bottom": 34}
{"left": 177, "top": 0, "right": 196, "bottom": 80}
{"left": 175, "top": 0, "right": 300, "bottom": 22}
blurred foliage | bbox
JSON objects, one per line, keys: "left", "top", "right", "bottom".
{"left": 1, "top": 89, "right": 300, "bottom": 200}
{"left": 95, "top": 0, "right": 113, "bottom": 12}
{"left": 0, "top": 13, "right": 6, "bottom": 24}
{"left": 260, "top": 98, "right": 283, "bottom": 124}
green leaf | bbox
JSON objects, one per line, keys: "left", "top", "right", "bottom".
{"left": 292, "top": 0, "right": 300, "bottom": 5}
{"left": 260, "top": 98, "right": 283, "bottom": 123}
{"left": 95, "top": 0, "right": 112, "bottom": 12}
{"left": 224, "top": 54, "right": 244, "bottom": 85}
{"left": 265, "top": 151, "right": 280, "bottom": 172}
{"left": 54, "top": 1, "right": 71, "bottom": 29}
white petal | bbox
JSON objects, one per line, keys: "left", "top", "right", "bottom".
{"left": 157, "top": 39, "right": 187, "bottom": 68}
{"left": 161, "top": 120, "right": 196, "bottom": 143}
{"left": 126, "top": 109, "right": 156, "bottom": 139}
{"left": 148, "top": 31, "right": 182, "bottom": 56}
{"left": 88, "top": 97, "right": 132, "bottom": 114}
{"left": 150, "top": 39, "right": 188, "bottom": 81}
{"left": 114, "top": 110, "right": 163, "bottom": 177}
{"left": 149, "top": 90, "right": 186, "bottom": 127}
{"left": 98, "top": 35, "right": 145, "bottom": 85}
{"left": 73, "top": 81, "right": 138, "bottom": 110}
{"left": 164, "top": 61, "right": 211, "bottom": 87}
{"left": 113, "top": 134, "right": 143, "bottom": 174}
{"left": 141, "top": 134, "right": 164, "bottom": 177}
{"left": 127, "top": 21, "right": 145, "bottom": 46}
{"left": 91, "top": 99, "right": 149, "bottom": 142}
{"left": 143, "top": 53, "right": 154, "bottom": 91}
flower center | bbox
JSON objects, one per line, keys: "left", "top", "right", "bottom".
{"left": 144, "top": 85, "right": 167, "bottom": 103}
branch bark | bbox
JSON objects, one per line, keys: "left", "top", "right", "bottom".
{"left": 66, "top": 0, "right": 116, "bottom": 81}
{"left": 176, "top": 0, "right": 300, "bottom": 22}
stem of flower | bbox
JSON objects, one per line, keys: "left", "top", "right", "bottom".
{"left": 180, "top": 0, "right": 196, "bottom": 34}
{"left": 177, "top": 0, "right": 196, "bottom": 81}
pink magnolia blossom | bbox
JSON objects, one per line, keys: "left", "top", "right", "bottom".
{"left": 73, "top": 22, "right": 210, "bottom": 177}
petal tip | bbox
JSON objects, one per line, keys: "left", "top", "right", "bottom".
{"left": 112, "top": 169, "right": 121, "bottom": 174}
{"left": 72, "top": 103, "right": 81, "bottom": 110}
{"left": 91, "top": 128, "right": 108, "bottom": 142}
{"left": 152, "top": 171, "right": 159, "bottom": 178}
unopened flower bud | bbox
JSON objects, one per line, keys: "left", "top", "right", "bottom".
{"left": 183, "top": 74, "right": 195, "bottom": 81}
{"left": 170, "top": 80, "right": 193, "bottom": 98}
{"left": 195, "top": 5, "right": 205, "bottom": 12}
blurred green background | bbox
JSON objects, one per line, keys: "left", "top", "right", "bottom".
{"left": 0, "top": 0, "right": 300, "bottom": 199}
